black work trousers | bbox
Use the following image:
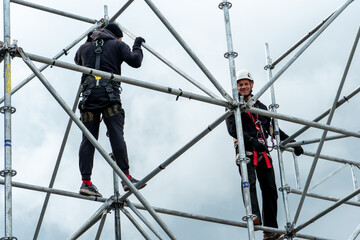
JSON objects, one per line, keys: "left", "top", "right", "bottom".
{"left": 238, "top": 154, "right": 278, "bottom": 229}
{"left": 79, "top": 103, "right": 130, "bottom": 180}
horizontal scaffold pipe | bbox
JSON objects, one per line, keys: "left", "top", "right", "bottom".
{"left": 10, "top": 0, "right": 97, "bottom": 24}
{"left": 19, "top": 49, "right": 177, "bottom": 240}
{"left": 285, "top": 148, "right": 360, "bottom": 173}
{"left": 0, "top": 179, "right": 329, "bottom": 240}
{"left": 295, "top": 187, "right": 360, "bottom": 233}
{"left": 248, "top": 107, "right": 360, "bottom": 139}
{"left": 282, "top": 85, "right": 360, "bottom": 145}
{"left": 289, "top": 188, "right": 360, "bottom": 207}
{"left": 130, "top": 203, "right": 330, "bottom": 240}
{"left": 18, "top": 52, "right": 231, "bottom": 108}
{"left": 118, "top": 111, "right": 232, "bottom": 202}
{"left": 0, "top": 179, "right": 107, "bottom": 202}
{"left": 118, "top": 23, "right": 221, "bottom": 100}
{"left": 0, "top": 22, "right": 104, "bottom": 104}
{"left": 285, "top": 132, "right": 358, "bottom": 147}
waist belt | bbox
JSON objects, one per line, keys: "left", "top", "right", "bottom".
{"left": 247, "top": 151, "right": 272, "bottom": 168}
{"left": 79, "top": 74, "right": 120, "bottom": 110}
{"left": 234, "top": 139, "right": 272, "bottom": 168}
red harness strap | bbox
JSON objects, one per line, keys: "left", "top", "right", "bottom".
{"left": 253, "top": 151, "right": 272, "bottom": 168}
{"left": 247, "top": 112, "right": 272, "bottom": 168}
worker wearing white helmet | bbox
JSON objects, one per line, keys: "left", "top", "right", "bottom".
{"left": 226, "top": 69, "right": 303, "bottom": 240}
{"left": 235, "top": 69, "right": 254, "bottom": 100}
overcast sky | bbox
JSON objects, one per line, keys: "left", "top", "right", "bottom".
{"left": 1, "top": 0, "right": 360, "bottom": 239}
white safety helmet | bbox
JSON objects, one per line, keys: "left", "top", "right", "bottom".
{"left": 236, "top": 69, "right": 254, "bottom": 82}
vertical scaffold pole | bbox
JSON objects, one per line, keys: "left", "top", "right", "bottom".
{"left": 350, "top": 165, "right": 360, "bottom": 202}
{"left": 2, "top": 0, "right": 16, "bottom": 239}
{"left": 264, "top": 43, "right": 292, "bottom": 232}
{"left": 248, "top": 0, "right": 355, "bottom": 108}
{"left": 292, "top": 24, "right": 360, "bottom": 228}
{"left": 348, "top": 223, "right": 360, "bottom": 240}
{"left": 219, "top": 1, "right": 255, "bottom": 239}
{"left": 291, "top": 153, "right": 302, "bottom": 191}
{"left": 112, "top": 155, "right": 122, "bottom": 240}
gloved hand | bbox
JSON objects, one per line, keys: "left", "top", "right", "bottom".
{"left": 250, "top": 137, "right": 267, "bottom": 152}
{"left": 134, "top": 37, "right": 145, "bottom": 47}
{"left": 293, "top": 145, "right": 304, "bottom": 156}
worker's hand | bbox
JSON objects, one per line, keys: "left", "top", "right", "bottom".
{"left": 293, "top": 145, "right": 304, "bottom": 156}
{"left": 134, "top": 37, "right": 145, "bottom": 46}
{"left": 250, "top": 137, "right": 267, "bottom": 152}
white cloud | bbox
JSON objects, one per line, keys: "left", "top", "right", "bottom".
{"left": 1, "top": 0, "right": 360, "bottom": 239}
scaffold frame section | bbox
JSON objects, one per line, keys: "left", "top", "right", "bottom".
{"left": 1, "top": 0, "right": 360, "bottom": 239}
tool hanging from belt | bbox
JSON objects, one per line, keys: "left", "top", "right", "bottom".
{"left": 247, "top": 112, "right": 272, "bottom": 168}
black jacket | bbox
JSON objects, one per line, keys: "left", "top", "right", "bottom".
{"left": 226, "top": 100, "right": 289, "bottom": 152}
{"left": 75, "top": 29, "right": 143, "bottom": 74}
{"left": 74, "top": 29, "right": 143, "bottom": 110}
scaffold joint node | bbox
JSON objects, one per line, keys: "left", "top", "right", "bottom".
{"left": 218, "top": 1, "right": 232, "bottom": 10}
{"left": 224, "top": 51, "right": 238, "bottom": 59}
{"left": 0, "top": 169, "right": 17, "bottom": 177}
{"left": 285, "top": 223, "right": 296, "bottom": 238}
{"left": 279, "top": 185, "right": 291, "bottom": 193}
{"left": 268, "top": 103, "right": 279, "bottom": 110}
{"left": 264, "top": 64, "right": 274, "bottom": 70}
{"left": 242, "top": 214, "right": 257, "bottom": 222}
{"left": 237, "top": 156, "right": 250, "bottom": 166}
{"left": 0, "top": 236, "right": 18, "bottom": 240}
{"left": 8, "top": 40, "right": 18, "bottom": 58}
{"left": 0, "top": 106, "right": 16, "bottom": 114}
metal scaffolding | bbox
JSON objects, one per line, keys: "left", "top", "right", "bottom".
{"left": 1, "top": 0, "right": 360, "bottom": 239}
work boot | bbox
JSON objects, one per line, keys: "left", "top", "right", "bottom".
{"left": 263, "top": 232, "right": 283, "bottom": 240}
{"left": 121, "top": 176, "right": 146, "bottom": 191}
{"left": 79, "top": 182, "right": 102, "bottom": 197}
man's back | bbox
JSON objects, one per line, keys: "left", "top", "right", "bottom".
{"left": 75, "top": 29, "right": 143, "bottom": 75}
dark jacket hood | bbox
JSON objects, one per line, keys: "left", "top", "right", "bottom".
{"left": 90, "top": 29, "right": 117, "bottom": 41}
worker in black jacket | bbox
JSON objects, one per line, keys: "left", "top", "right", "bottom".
{"left": 226, "top": 70, "right": 303, "bottom": 240}
{"left": 74, "top": 23, "right": 145, "bottom": 197}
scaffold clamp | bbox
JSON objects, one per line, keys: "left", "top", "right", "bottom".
{"left": 0, "top": 237, "right": 18, "bottom": 240}
{"left": 242, "top": 214, "right": 257, "bottom": 222}
{"left": 279, "top": 185, "right": 291, "bottom": 193}
{"left": 237, "top": 156, "right": 250, "bottom": 166}
{"left": 9, "top": 40, "right": 18, "bottom": 58}
{"left": 264, "top": 64, "right": 274, "bottom": 70}
{"left": 0, "top": 106, "right": 16, "bottom": 114}
{"left": 176, "top": 88, "right": 183, "bottom": 101}
{"left": 268, "top": 103, "right": 279, "bottom": 110}
{"left": 224, "top": 51, "right": 238, "bottom": 59}
{"left": 218, "top": 1, "right": 232, "bottom": 9}
{"left": 0, "top": 169, "right": 17, "bottom": 177}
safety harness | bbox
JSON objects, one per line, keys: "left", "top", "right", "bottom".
{"left": 79, "top": 39, "right": 120, "bottom": 110}
{"left": 246, "top": 112, "right": 272, "bottom": 168}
